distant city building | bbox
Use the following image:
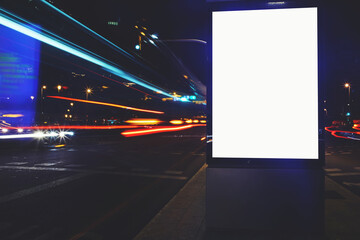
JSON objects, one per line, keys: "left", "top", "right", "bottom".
{"left": 107, "top": 21, "right": 118, "bottom": 26}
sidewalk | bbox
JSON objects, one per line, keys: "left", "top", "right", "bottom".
{"left": 134, "top": 165, "right": 360, "bottom": 240}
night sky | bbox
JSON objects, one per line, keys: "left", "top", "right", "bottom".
{"left": 2, "top": 0, "right": 360, "bottom": 122}
{"left": 53, "top": 0, "right": 360, "bottom": 121}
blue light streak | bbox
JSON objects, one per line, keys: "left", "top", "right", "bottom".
{"left": 39, "top": 0, "right": 135, "bottom": 60}
{"left": 0, "top": 10, "right": 174, "bottom": 98}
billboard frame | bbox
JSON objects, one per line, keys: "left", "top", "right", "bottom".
{"left": 206, "top": 1, "right": 325, "bottom": 169}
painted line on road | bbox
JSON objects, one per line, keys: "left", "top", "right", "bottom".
{"left": 6, "top": 162, "right": 28, "bottom": 166}
{"left": 324, "top": 168, "right": 342, "bottom": 172}
{"left": 164, "top": 170, "right": 183, "bottom": 175}
{"left": 0, "top": 165, "right": 188, "bottom": 180}
{"left": 65, "top": 164, "right": 86, "bottom": 168}
{"left": 343, "top": 182, "right": 360, "bottom": 187}
{"left": 327, "top": 172, "right": 360, "bottom": 177}
{"left": 35, "top": 162, "right": 61, "bottom": 167}
{"left": 0, "top": 173, "right": 89, "bottom": 204}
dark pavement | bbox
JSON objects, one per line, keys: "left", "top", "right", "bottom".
{"left": 0, "top": 127, "right": 206, "bottom": 240}
{"left": 134, "top": 132, "right": 360, "bottom": 240}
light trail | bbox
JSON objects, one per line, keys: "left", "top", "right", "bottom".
{"left": 5, "top": 125, "right": 139, "bottom": 131}
{"left": 325, "top": 126, "right": 360, "bottom": 140}
{"left": 47, "top": 96, "right": 164, "bottom": 114}
{"left": 0, "top": 131, "right": 73, "bottom": 140}
{"left": 0, "top": 10, "right": 174, "bottom": 98}
{"left": 169, "top": 120, "right": 184, "bottom": 125}
{"left": 121, "top": 124, "right": 206, "bottom": 137}
{"left": 39, "top": 0, "right": 135, "bottom": 60}
{"left": 125, "top": 119, "right": 162, "bottom": 125}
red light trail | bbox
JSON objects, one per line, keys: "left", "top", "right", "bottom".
{"left": 121, "top": 124, "right": 206, "bottom": 137}
{"left": 6, "top": 125, "right": 139, "bottom": 130}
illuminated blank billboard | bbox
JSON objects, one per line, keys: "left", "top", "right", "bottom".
{"left": 212, "top": 8, "right": 318, "bottom": 159}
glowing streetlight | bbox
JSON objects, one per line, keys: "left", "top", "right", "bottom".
{"left": 344, "top": 83, "right": 351, "bottom": 117}
{"left": 41, "top": 85, "right": 46, "bottom": 98}
{"left": 57, "top": 85, "right": 62, "bottom": 92}
{"left": 344, "top": 82, "right": 351, "bottom": 104}
{"left": 85, "top": 88, "right": 92, "bottom": 100}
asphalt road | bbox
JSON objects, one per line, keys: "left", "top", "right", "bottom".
{"left": 325, "top": 132, "right": 360, "bottom": 197}
{"left": 0, "top": 127, "right": 206, "bottom": 240}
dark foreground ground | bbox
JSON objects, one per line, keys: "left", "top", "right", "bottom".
{"left": 0, "top": 127, "right": 206, "bottom": 240}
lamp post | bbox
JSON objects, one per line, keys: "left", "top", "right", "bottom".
{"left": 344, "top": 83, "right": 351, "bottom": 105}
{"left": 344, "top": 83, "right": 351, "bottom": 113}
{"left": 85, "top": 88, "right": 92, "bottom": 100}
{"left": 41, "top": 85, "right": 46, "bottom": 98}
{"left": 85, "top": 88, "right": 92, "bottom": 124}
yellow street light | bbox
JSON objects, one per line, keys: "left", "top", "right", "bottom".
{"left": 85, "top": 88, "right": 92, "bottom": 100}
{"left": 344, "top": 83, "right": 351, "bottom": 112}
{"left": 42, "top": 85, "right": 47, "bottom": 89}
{"left": 57, "top": 85, "right": 62, "bottom": 92}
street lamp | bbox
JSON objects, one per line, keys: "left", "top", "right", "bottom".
{"left": 85, "top": 88, "right": 92, "bottom": 100}
{"left": 57, "top": 85, "right": 62, "bottom": 92}
{"left": 344, "top": 82, "right": 351, "bottom": 106}
{"left": 41, "top": 85, "right": 46, "bottom": 98}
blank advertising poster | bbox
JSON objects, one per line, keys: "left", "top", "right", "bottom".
{"left": 212, "top": 8, "right": 318, "bottom": 159}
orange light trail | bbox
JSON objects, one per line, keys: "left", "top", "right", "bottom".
{"left": 169, "top": 120, "right": 183, "bottom": 125}
{"left": 1, "top": 114, "right": 24, "bottom": 118}
{"left": 122, "top": 124, "right": 206, "bottom": 137}
{"left": 125, "top": 119, "right": 162, "bottom": 125}
{"left": 47, "top": 96, "right": 164, "bottom": 114}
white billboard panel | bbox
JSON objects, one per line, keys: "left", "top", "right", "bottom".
{"left": 212, "top": 8, "right": 318, "bottom": 159}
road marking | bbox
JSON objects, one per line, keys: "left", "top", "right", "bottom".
{"left": 164, "top": 170, "right": 183, "bottom": 175}
{"left": 35, "top": 162, "right": 61, "bottom": 167}
{"left": 343, "top": 182, "right": 360, "bottom": 187}
{"left": 341, "top": 152, "right": 352, "bottom": 155}
{"left": 6, "top": 162, "right": 28, "bottom": 166}
{"left": 0, "top": 173, "right": 89, "bottom": 204}
{"left": 191, "top": 153, "right": 205, "bottom": 156}
{"left": 0, "top": 165, "right": 188, "bottom": 180}
{"left": 324, "top": 168, "right": 342, "bottom": 172}
{"left": 65, "top": 164, "right": 86, "bottom": 168}
{"left": 170, "top": 152, "right": 182, "bottom": 155}
{"left": 327, "top": 172, "right": 360, "bottom": 177}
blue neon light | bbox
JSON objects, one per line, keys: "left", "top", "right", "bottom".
{"left": 0, "top": 24, "right": 40, "bottom": 126}
{"left": 39, "top": 0, "right": 135, "bottom": 61}
{"left": 0, "top": 10, "right": 174, "bottom": 98}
